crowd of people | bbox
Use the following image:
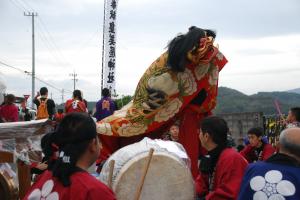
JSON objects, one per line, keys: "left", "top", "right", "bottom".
{"left": 1, "top": 86, "right": 300, "bottom": 199}
{"left": 0, "top": 86, "right": 117, "bottom": 123}
{"left": 20, "top": 111, "right": 300, "bottom": 200}
{"left": 1, "top": 25, "right": 300, "bottom": 199}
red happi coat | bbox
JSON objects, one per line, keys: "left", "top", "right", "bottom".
{"left": 65, "top": 99, "right": 87, "bottom": 113}
{"left": 240, "top": 143, "right": 275, "bottom": 163}
{"left": 23, "top": 170, "right": 116, "bottom": 200}
{"left": 196, "top": 148, "right": 248, "bottom": 200}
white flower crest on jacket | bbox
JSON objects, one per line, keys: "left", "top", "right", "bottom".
{"left": 28, "top": 179, "right": 59, "bottom": 200}
{"left": 250, "top": 170, "right": 296, "bottom": 200}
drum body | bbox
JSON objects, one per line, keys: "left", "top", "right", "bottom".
{"left": 100, "top": 138, "right": 195, "bottom": 200}
{"left": 0, "top": 168, "right": 18, "bottom": 200}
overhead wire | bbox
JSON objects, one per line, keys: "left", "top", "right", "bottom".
{"left": 8, "top": 0, "right": 74, "bottom": 94}
{"left": 0, "top": 60, "right": 72, "bottom": 94}
{"left": 23, "top": 0, "right": 73, "bottom": 68}
{"left": 9, "top": 0, "right": 28, "bottom": 12}
{"left": 7, "top": 0, "right": 102, "bottom": 97}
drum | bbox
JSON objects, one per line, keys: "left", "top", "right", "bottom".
{"left": 0, "top": 165, "right": 18, "bottom": 200}
{"left": 99, "top": 138, "right": 195, "bottom": 200}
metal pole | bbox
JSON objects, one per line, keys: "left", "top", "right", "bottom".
{"left": 32, "top": 13, "right": 35, "bottom": 109}
{"left": 24, "top": 12, "right": 37, "bottom": 109}
{"left": 69, "top": 71, "right": 77, "bottom": 91}
{"left": 61, "top": 89, "right": 64, "bottom": 104}
{"left": 101, "top": 0, "right": 107, "bottom": 91}
{"left": 73, "top": 74, "right": 76, "bottom": 91}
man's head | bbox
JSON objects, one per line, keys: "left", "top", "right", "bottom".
{"left": 169, "top": 124, "right": 179, "bottom": 141}
{"left": 102, "top": 88, "right": 110, "bottom": 97}
{"left": 287, "top": 107, "right": 300, "bottom": 123}
{"left": 199, "top": 116, "right": 228, "bottom": 151}
{"left": 247, "top": 127, "right": 264, "bottom": 147}
{"left": 279, "top": 128, "right": 300, "bottom": 161}
{"left": 6, "top": 94, "right": 16, "bottom": 104}
{"left": 40, "top": 87, "right": 48, "bottom": 96}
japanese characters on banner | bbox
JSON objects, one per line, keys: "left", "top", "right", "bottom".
{"left": 103, "top": 0, "right": 118, "bottom": 95}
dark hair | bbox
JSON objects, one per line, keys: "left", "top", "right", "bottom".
{"left": 40, "top": 87, "right": 48, "bottom": 96}
{"left": 102, "top": 88, "right": 110, "bottom": 97}
{"left": 41, "top": 132, "right": 57, "bottom": 170}
{"left": 200, "top": 116, "right": 228, "bottom": 148}
{"left": 167, "top": 26, "right": 216, "bottom": 72}
{"left": 42, "top": 113, "right": 97, "bottom": 186}
{"left": 73, "top": 90, "right": 83, "bottom": 101}
{"left": 6, "top": 94, "right": 15, "bottom": 104}
{"left": 248, "top": 127, "right": 263, "bottom": 137}
{"left": 290, "top": 107, "right": 300, "bottom": 122}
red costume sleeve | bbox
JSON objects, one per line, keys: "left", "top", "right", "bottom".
{"left": 262, "top": 144, "right": 275, "bottom": 160}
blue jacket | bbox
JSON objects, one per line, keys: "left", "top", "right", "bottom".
{"left": 238, "top": 153, "right": 300, "bottom": 200}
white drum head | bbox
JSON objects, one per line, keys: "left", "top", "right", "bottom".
{"left": 114, "top": 152, "right": 194, "bottom": 200}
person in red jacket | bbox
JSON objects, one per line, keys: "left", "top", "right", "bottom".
{"left": 23, "top": 113, "right": 116, "bottom": 200}
{"left": 196, "top": 116, "right": 248, "bottom": 200}
{"left": 0, "top": 94, "right": 18, "bottom": 122}
{"left": 240, "top": 127, "right": 275, "bottom": 163}
{"left": 65, "top": 90, "right": 87, "bottom": 114}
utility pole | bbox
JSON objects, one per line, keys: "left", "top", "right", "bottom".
{"left": 61, "top": 89, "right": 64, "bottom": 104}
{"left": 24, "top": 12, "right": 38, "bottom": 109}
{"left": 69, "top": 71, "right": 78, "bottom": 91}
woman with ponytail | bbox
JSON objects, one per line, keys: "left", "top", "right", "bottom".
{"left": 23, "top": 112, "right": 116, "bottom": 200}
{"left": 65, "top": 90, "right": 87, "bottom": 113}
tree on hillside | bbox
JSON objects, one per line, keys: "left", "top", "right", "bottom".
{"left": 115, "top": 95, "right": 132, "bottom": 109}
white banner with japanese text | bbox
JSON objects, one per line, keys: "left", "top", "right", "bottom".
{"left": 103, "top": 0, "right": 118, "bottom": 95}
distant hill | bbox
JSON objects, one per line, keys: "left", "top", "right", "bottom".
{"left": 287, "top": 88, "right": 300, "bottom": 94}
{"left": 56, "top": 88, "right": 300, "bottom": 115}
{"left": 214, "top": 87, "right": 300, "bottom": 114}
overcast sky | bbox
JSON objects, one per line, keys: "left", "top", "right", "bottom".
{"left": 1, "top": 0, "right": 300, "bottom": 104}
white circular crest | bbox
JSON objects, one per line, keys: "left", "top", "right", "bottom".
{"left": 269, "top": 194, "right": 285, "bottom": 200}
{"left": 41, "top": 180, "right": 54, "bottom": 197}
{"left": 265, "top": 170, "right": 282, "bottom": 183}
{"left": 253, "top": 191, "right": 268, "bottom": 200}
{"left": 28, "top": 189, "right": 42, "bottom": 200}
{"left": 276, "top": 180, "right": 296, "bottom": 196}
{"left": 250, "top": 176, "right": 266, "bottom": 191}
{"left": 46, "top": 192, "right": 59, "bottom": 200}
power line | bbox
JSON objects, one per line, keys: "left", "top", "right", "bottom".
{"left": 13, "top": 0, "right": 73, "bottom": 70}
{"left": 36, "top": 25, "right": 69, "bottom": 66}
{"left": 0, "top": 60, "right": 29, "bottom": 74}
{"left": 0, "top": 60, "right": 72, "bottom": 94}
{"left": 9, "top": 0, "right": 28, "bottom": 12}
{"left": 37, "top": 17, "right": 73, "bottom": 69}
{"left": 17, "top": 0, "right": 35, "bottom": 12}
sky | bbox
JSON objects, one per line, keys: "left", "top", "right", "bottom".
{"left": 1, "top": 0, "right": 300, "bottom": 104}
